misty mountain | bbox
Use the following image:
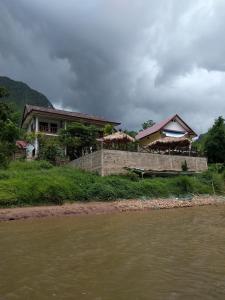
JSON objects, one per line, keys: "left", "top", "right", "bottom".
{"left": 0, "top": 76, "right": 53, "bottom": 112}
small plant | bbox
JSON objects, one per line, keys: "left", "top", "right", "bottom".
{"left": 181, "top": 160, "right": 188, "bottom": 172}
{"left": 175, "top": 176, "right": 192, "bottom": 193}
{"left": 122, "top": 172, "right": 140, "bottom": 181}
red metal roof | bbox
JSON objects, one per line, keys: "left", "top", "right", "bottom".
{"left": 135, "top": 114, "right": 196, "bottom": 140}
{"left": 16, "top": 140, "right": 28, "bottom": 149}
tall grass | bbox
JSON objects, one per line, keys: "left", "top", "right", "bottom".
{"left": 0, "top": 160, "right": 223, "bottom": 207}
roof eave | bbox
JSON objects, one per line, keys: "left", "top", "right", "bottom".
{"left": 21, "top": 108, "right": 120, "bottom": 128}
{"left": 135, "top": 113, "right": 197, "bottom": 140}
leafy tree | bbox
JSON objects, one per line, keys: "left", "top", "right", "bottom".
{"left": 0, "top": 86, "right": 21, "bottom": 125}
{"left": 103, "top": 124, "right": 115, "bottom": 136}
{"left": 59, "top": 122, "right": 99, "bottom": 160}
{"left": 0, "top": 100, "right": 19, "bottom": 168}
{"left": 124, "top": 130, "right": 137, "bottom": 138}
{"left": 192, "top": 133, "right": 207, "bottom": 156}
{"left": 204, "top": 116, "right": 225, "bottom": 163}
{"left": 141, "top": 120, "right": 155, "bottom": 130}
{"left": 0, "top": 87, "right": 9, "bottom": 98}
{"left": 38, "top": 135, "right": 65, "bottom": 164}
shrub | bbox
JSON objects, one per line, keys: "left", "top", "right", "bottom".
{"left": 9, "top": 160, "right": 53, "bottom": 171}
{"left": 38, "top": 136, "right": 65, "bottom": 164}
{"left": 37, "top": 160, "right": 54, "bottom": 169}
{"left": 0, "top": 171, "right": 10, "bottom": 180}
{"left": 181, "top": 160, "right": 188, "bottom": 171}
{"left": 211, "top": 173, "right": 225, "bottom": 194}
{"left": 42, "top": 184, "right": 65, "bottom": 205}
{"left": 87, "top": 182, "right": 117, "bottom": 201}
{"left": 121, "top": 172, "right": 140, "bottom": 181}
{"left": 174, "top": 176, "right": 193, "bottom": 194}
{"left": 0, "top": 190, "right": 18, "bottom": 207}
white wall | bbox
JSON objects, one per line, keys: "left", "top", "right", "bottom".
{"left": 164, "top": 119, "right": 186, "bottom": 132}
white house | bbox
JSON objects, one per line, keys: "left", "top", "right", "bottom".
{"left": 21, "top": 104, "right": 120, "bottom": 158}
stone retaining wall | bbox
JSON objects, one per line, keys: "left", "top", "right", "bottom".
{"left": 69, "top": 150, "right": 103, "bottom": 175}
{"left": 69, "top": 149, "right": 208, "bottom": 176}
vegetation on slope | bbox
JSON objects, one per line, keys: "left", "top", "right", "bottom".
{"left": 193, "top": 116, "right": 225, "bottom": 164}
{"left": 0, "top": 92, "right": 20, "bottom": 168}
{"left": 0, "top": 76, "right": 53, "bottom": 114}
{"left": 0, "top": 160, "right": 223, "bottom": 208}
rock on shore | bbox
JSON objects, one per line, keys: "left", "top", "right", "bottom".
{"left": 0, "top": 196, "right": 224, "bottom": 222}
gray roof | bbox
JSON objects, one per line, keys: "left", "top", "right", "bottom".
{"left": 22, "top": 104, "right": 120, "bottom": 126}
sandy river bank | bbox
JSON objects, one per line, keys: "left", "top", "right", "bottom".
{"left": 0, "top": 196, "right": 224, "bottom": 222}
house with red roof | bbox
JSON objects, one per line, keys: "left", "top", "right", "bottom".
{"left": 135, "top": 114, "right": 197, "bottom": 148}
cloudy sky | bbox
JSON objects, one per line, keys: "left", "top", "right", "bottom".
{"left": 1, "top": 0, "right": 225, "bottom": 133}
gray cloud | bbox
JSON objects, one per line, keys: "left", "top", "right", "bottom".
{"left": 1, "top": 0, "right": 225, "bottom": 133}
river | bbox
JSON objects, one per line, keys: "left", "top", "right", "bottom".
{"left": 1, "top": 205, "right": 225, "bottom": 299}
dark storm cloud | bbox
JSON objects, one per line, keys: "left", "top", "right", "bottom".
{"left": 1, "top": 0, "right": 225, "bottom": 133}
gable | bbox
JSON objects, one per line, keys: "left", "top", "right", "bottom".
{"left": 135, "top": 114, "right": 197, "bottom": 140}
{"left": 163, "top": 117, "right": 187, "bottom": 133}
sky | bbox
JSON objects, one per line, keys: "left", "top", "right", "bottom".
{"left": 0, "top": 0, "right": 225, "bottom": 133}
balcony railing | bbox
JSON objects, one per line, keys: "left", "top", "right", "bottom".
{"left": 50, "top": 126, "right": 58, "bottom": 134}
{"left": 39, "top": 124, "right": 49, "bottom": 132}
{"left": 39, "top": 122, "right": 58, "bottom": 134}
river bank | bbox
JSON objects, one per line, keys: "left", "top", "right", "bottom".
{"left": 1, "top": 161, "right": 223, "bottom": 207}
{"left": 0, "top": 196, "right": 224, "bottom": 222}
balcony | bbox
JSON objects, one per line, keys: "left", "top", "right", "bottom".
{"left": 39, "top": 122, "right": 58, "bottom": 134}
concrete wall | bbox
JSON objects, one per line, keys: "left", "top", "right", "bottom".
{"left": 102, "top": 150, "right": 207, "bottom": 176}
{"left": 69, "top": 150, "right": 103, "bottom": 175}
{"left": 69, "top": 149, "right": 208, "bottom": 176}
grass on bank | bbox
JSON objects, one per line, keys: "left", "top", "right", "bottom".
{"left": 0, "top": 160, "right": 224, "bottom": 207}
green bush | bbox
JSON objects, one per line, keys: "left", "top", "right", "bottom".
{"left": 120, "top": 172, "right": 140, "bottom": 182}
{"left": 87, "top": 182, "right": 117, "bottom": 201}
{"left": 37, "top": 160, "right": 54, "bottom": 169}
{"left": 9, "top": 160, "right": 53, "bottom": 171}
{"left": 211, "top": 173, "right": 225, "bottom": 194}
{"left": 181, "top": 160, "right": 188, "bottom": 171}
{"left": 175, "top": 176, "right": 193, "bottom": 194}
{"left": 0, "top": 171, "right": 10, "bottom": 180}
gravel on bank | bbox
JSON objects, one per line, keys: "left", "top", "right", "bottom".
{"left": 0, "top": 196, "right": 224, "bottom": 222}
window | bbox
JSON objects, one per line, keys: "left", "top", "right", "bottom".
{"left": 50, "top": 123, "right": 58, "bottom": 133}
{"left": 39, "top": 122, "right": 49, "bottom": 132}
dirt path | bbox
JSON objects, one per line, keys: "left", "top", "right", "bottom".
{"left": 0, "top": 196, "right": 224, "bottom": 222}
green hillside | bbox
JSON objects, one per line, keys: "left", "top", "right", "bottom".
{"left": 0, "top": 76, "right": 54, "bottom": 113}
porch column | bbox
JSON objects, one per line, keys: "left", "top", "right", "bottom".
{"left": 34, "top": 116, "right": 39, "bottom": 158}
{"left": 64, "top": 121, "right": 67, "bottom": 156}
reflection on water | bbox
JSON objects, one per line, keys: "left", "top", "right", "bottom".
{"left": 1, "top": 206, "right": 225, "bottom": 299}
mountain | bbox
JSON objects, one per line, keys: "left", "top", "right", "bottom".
{"left": 0, "top": 76, "right": 54, "bottom": 113}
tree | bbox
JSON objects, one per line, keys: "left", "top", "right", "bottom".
{"left": 0, "top": 86, "right": 20, "bottom": 125}
{"left": 59, "top": 122, "right": 99, "bottom": 160}
{"left": 123, "top": 129, "right": 137, "bottom": 138}
{"left": 141, "top": 120, "right": 155, "bottom": 130}
{"left": 192, "top": 133, "right": 207, "bottom": 156}
{"left": 204, "top": 116, "right": 225, "bottom": 163}
{"left": 0, "top": 87, "right": 9, "bottom": 98}
{"left": 38, "top": 135, "right": 65, "bottom": 164}
{"left": 0, "top": 101, "right": 19, "bottom": 168}
{"left": 103, "top": 124, "right": 115, "bottom": 136}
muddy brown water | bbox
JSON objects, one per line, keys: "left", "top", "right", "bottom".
{"left": 1, "top": 206, "right": 225, "bottom": 300}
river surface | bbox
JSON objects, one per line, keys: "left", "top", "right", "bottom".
{"left": 1, "top": 206, "right": 225, "bottom": 300}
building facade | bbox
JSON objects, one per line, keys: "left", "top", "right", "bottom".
{"left": 21, "top": 105, "right": 120, "bottom": 158}
{"left": 135, "top": 114, "right": 197, "bottom": 148}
